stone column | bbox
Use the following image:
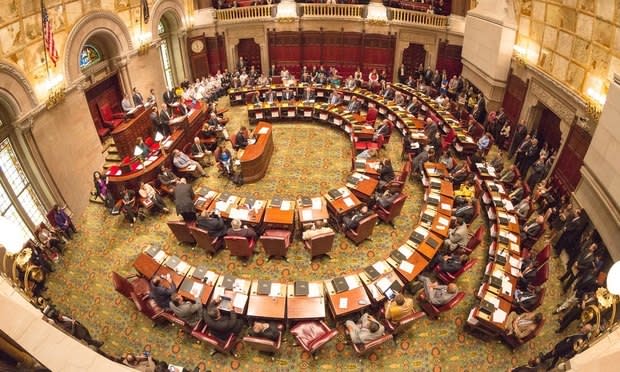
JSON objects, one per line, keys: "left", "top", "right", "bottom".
{"left": 575, "top": 74, "right": 620, "bottom": 260}
{"left": 460, "top": 0, "right": 516, "bottom": 111}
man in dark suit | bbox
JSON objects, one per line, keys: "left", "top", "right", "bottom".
{"left": 158, "top": 165, "right": 179, "bottom": 191}
{"left": 196, "top": 211, "right": 228, "bottom": 238}
{"left": 559, "top": 243, "right": 598, "bottom": 292}
{"left": 173, "top": 178, "right": 196, "bottom": 222}
{"left": 169, "top": 293, "right": 204, "bottom": 327}
{"left": 432, "top": 253, "right": 468, "bottom": 274}
{"left": 537, "top": 324, "right": 591, "bottom": 370}
{"left": 264, "top": 89, "right": 277, "bottom": 104}
{"left": 149, "top": 274, "right": 176, "bottom": 309}
{"left": 282, "top": 87, "right": 294, "bottom": 101}
{"left": 227, "top": 218, "right": 258, "bottom": 242}
{"left": 249, "top": 321, "right": 279, "bottom": 341}
{"left": 555, "top": 208, "right": 588, "bottom": 257}
{"left": 301, "top": 87, "right": 315, "bottom": 102}
{"left": 453, "top": 200, "right": 475, "bottom": 224}
{"left": 204, "top": 300, "right": 245, "bottom": 340}
{"left": 235, "top": 126, "right": 249, "bottom": 149}
{"left": 163, "top": 89, "right": 176, "bottom": 106}
{"left": 346, "top": 97, "right": 361, "bottom": 113}
{"left": 159, "top": 103, "right": 171, "bottom": 136}
{"left": 342, "top": 206, "right": 370, "bottom": 231}
{"left": 132, "top": 87, "right": 144, "bottom": 106}
{"left": 520, "top": 215, "right": 544, "bottom": 241}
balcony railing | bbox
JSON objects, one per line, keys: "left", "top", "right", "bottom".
{"left": 299, "top": 4, "right": 365, "bottom": 19}
{"left": 388, "top": 8, "right": 448, "bottom": 28}
{"left": 215, "top": 5, "right": 274, "bottom": 23}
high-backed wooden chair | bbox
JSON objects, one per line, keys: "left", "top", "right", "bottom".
{"left": 290, "top": 320, "right": 339, "bottom": 360}
{"left": 166, "top": 220, "right": 196, "bottom": 244}
{"left": 111, "top": 271, "right": 150, "bottom": 299}
{"left": 365, "top": 107, "right": 378, "bottom": 124}
{"left": 374, "top": 194, "right": 407, "bottom": 227}
{"left": 383, "top": 311, "right": 425, "bottom": 342}
{"left": 191, "top": 320, "right": 239, "bottom": 357}
{"left": 242, "top": 323, "right": 284, "bottom": 360}
{"left": 434, "top": 258, "right": 478, "bottom": 284}
{"left": 189, "top": 226, "right": 224, "bottom": 257}
{"left": 304, "top": 231, "right": 335, "bottom": 260}
{"left": 530, "top": 261, "right": 549, "bottom": 287}
{"left": 463, "top": 225, "right": 485, "bottom": 254}
{"left": 344, "top": 213, "right": 378, "bottom": 246}
{"left": 417, "top": 291, "right": 466, "bottom": 320}
{"left": 99, "top": 103, "right": 124, "bottom": 129}
{"left": 224, "top": 236, "right": 255, "bottom": 261}
{"left": 349, "top": 333, "right": 393, "bottom": 359}
{"left": 259, "top": 230, "right": 291, "bottom": 261}
{"left": 384, "top": 160, "right": 411, "bottom": 193}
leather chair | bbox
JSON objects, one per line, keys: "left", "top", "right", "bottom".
{"left": 349, "top": 333, "right": 393, "bottom": 359}
{"left": 259, "top": 230, "right": 291, "bottom": 261}
{"left": 99, "top": 103, "right": 124, "bottom": 129}
{"left": 533, "top": 244, "right": 551, "bottom": 268}
{"left": 189, "top": 226, "right": 224, "bottom": 257}
{"left": 304, "top": 231, "right": 335, "bottom": 260}
{"left": 290, "top": 320, "right": 339, "bottom": 359}
{"left": 46, "top": 208, "right": 75, "bottom": 231}
{"left": 191, "top": 320, "right": 239, "bottom": 357}
{"left": 224, "top": 236, "right": 255, "bottom": 261}
{"left": 434, "top": 258, "right": 478, "bottom": 284}
{"left": 383, "top": 311, "right": 425, "bottom": 342}
{"left": 384, "top": 161, "right": 411, "bottom": 193}
{"left": 500, "top": 318, "right": 545, "bottom": 349}
{"left": 242, "top": 323, "right": 284, "bottom": 360}
{"left": 344, "top": 213, "right": 378, "bottom": 246}
{"left": 365, "top": 107, "right": 378, "bottom": 124}
{"left": 374, "top": 194, "right": 407, "bottom": 227}
{"left": 129, "top": 291, "right": 169, "bottom": 326}
{"left": 530, "top": 261, "right": 549, "bottom": 287}
{"left": 521, "top": 224, "right": 545, "bottom": 251}
{"left": 111, "top": 271, "right": 150, "bottom": 299}
{"left": 463, "top": 225, "right": 485, "bottom": 254}
{"left": 516, "top": 287, "right": 546, "bottom": 313}
{"left": 166, "top": 220, "right": 196, "bottom": 244}
{"left": 417, "top": 291, "right": 465, "bottom": 320}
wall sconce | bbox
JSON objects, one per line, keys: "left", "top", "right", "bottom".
{"left": 41, "top": 74, "right": 65, "bottom": 109}
{"left": 136, "top": 31, "right": 152, "bottom": 56}
{"left": 584, "top": 76, "right": 607, "bottom": 120}
{"left": 0, "top": 217, "right": 25, "bottom": 285}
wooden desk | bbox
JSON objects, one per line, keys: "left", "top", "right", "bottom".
{"left": 325, "top": 187, "right": 363, "bottom": 222}
{"left": 111, "top": 106, "right": 149, "bottom": 159}
{"left": 212, "top": 275, "right": 251, "bottom": 315}
{"left": 194, "top": 188, "right": 219, "bottom": 214}
{"left": 286, "top": 281, "right": 326, "bottom": 321}
{"left": 133, "top": 250, "right": 167, "bottom": 280}
{"left": 346, "top": 173, "right": 379, "bottom": 201}
{"left": 418, "top": 207, "right": 450, "bottom": 239}
{"left": 177, "top": 267, "right": 218, "bottom": 305}
{"left": 429, "top": 178, "right": 454, "bottom": 199}
{"left": 324, "top": 275, "right": 371, "bottom": 318}
{"left": 387, "top": 250, "right": 430, "bottom": 283}
{"left": 154, "top": 255, "right": 191, "bottom": 288}
{"left": 358, "top": 261, "right": 404, "bottom": 303}
{"left": 426, "top": 191, "right": 454, "bottom": 216}
{"left": 246, "top": 280, "right": 287, "bottom": 320}
{"left": 240, "top": 122, "right": 274, "bottom": 183}
{"left": 424, "top": 162, "right": 449, "bottom": 178}
{"left": 263, "top": 199, "right": 296, "bottom": 231}
{"left": 353, "top": 159, "right": 381, "bottom": 178}
{"left": 297, "top": 197, "right": 329, "bottom": 228}
{"left": 474, "top": 162, "right": 498, "bottom": 179}
{"left": 472, "top": 288, "right": 513, "bottom": 334}
{"left": 206, "top": 194, "right": 242, "bottom": 219}
{"left": 411, "top": 230, "right": 443, "bottom": 261}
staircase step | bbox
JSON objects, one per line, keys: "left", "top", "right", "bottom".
{"left": 106, "top": 154, "right": 121, "bottom": 162}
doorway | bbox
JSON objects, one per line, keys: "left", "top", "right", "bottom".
{"left": 237, "top": 38, "right": 261, "bottom": 73}
{"left": 532, "top": 105, "right": 561, "bottom": 153}
{"left": 402, "top": 43, "right": 426, "bottom": 79}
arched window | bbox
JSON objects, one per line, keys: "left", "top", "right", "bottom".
{"left": 158, "top": 21, "right": 174, "bottom": 89}
{"left": 79, "top": 44, "right": 102, "bottom": 70}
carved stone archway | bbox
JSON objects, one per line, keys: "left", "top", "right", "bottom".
{"left": 150, "top": 0, "right": 187, "bottom": 37}
{"left": 64, "top": 11, "right": 133, "bottom": 84}
{"left": 0, "top": 61, "right": 39, "bottom": 120}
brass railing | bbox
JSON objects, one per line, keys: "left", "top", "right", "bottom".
{"left": 388, "top": 8, "right": 449, "bottom": 28}
{"left": 299, "top": 4, "right": 365, "bottom": 19}
{"left": 215, "top": 5, "right": 274, "bottom": 23}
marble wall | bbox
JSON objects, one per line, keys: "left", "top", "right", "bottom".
{"left": 515, "top": 0, "right": 620, "bottom": 99}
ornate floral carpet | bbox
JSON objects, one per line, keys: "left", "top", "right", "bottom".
{"left": 46, "top": 98, "right": 570, "bottom": 371}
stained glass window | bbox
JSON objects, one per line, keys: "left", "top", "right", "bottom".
{"left": 79, "top": 44, "right": 102, "bottom": 70}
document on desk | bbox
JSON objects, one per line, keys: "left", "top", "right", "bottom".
{"left": 483, "top": 293, "right": 500, "bottom": 308}
{"left": 176, "top": 261, "right": 189, "bottom": 274}
{"left": 280, "top": 201, "right": 291, "bottom": 211}
{"left": 376, "top": 277, "right": 391, "bottom": 292}
{"left": 438, "top": 216, "right": 450, "bottom": 226}
{"left": 233, "top": 293, "right": 248, "bottom": 309}
{"left": 373, "top": 261, "right": 388, "bottom": 273}
{"left": 311, "top": 197, "right": 322, "bottom": 209}
{"left": 399, "top": 261, "right": 414, "bottom": 274}
{"left": 212, "top": 286, "right": 224, "bottom": 299}
{"left": 440, "top": 203, "right": 451, "bottom": 211}
{"left": 492, "top": 308, "right": 507, "bottom": 324}
{"left": 398, "top": 244, "right": 414, "bottom": 259}
{"left": 153, "top": 250, "right": 167, "bottom": 263}
{"left": 229, "top": 208, "right": 249, "bottom": 221}
{"left": 509, "top": 256, "right": 521, "bottom": 268}
{"left": 190, "top": 282, "right": 204, "bottom": 297}
{"left": 302, "top": 209, "right": 313, "bottom": 221}
{"left": 501, "top": 281, "right": 513, "bottom": 296}
{"left": 339, "top": 297, "right": 348, "bottom": 309}
{"left": 269, "top": 283, "right": 282, "bottom": 297}
{"left": 343, "top": 197, "right": 355, "bottom": 207}
{"left": 345, "top": 275, "right": 358, "bottom": 289}
{"left": 309, "top": 283, "right": 322, "bottom": 298}
{"left": 215, "top": 201, "right": 229, "bottom": 212}
{"left": 258, "top": 127, "right": 270, "bottom": 135}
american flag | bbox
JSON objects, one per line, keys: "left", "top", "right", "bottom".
{"left": 41, "top": 1, "right": 59, "bottom": 66}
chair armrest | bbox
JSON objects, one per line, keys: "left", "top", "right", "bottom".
{"left": 111, "top": 113, "right": 125, "bottom": 119}
{"left": 308, "top": 328, "right": 338, "bottom": 350}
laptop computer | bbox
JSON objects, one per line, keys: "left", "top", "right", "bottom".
{"left": 257, "top": 280, "right": 271, "bottom": 295}
{"left": 346, "top": 176, "right": 360, "bottom": 186}
{"left": 294, "top": 281, "right": 309, "bottom": 296}
{"left": 489, "top": 276, "right": 503, "bottom": 289}
{"left": 427, "top": 195, "right": 440, "bottom": 206}
{"left": 218, "top": 192, "right": 231, "bottom": 202}
{"left": 426, "top": 237, "right": 439, "bottom": 249}
{"left": 479, "top": 299, "right": 496, "bottom": 315}
{"left": 331, "top": 277, "right": 349, "bottom": 293}
{"left": 495, "top": 254, "right": 507, "bottom": 266}
{"left": 409, "top": 231, "right": 426, "bottom": 244}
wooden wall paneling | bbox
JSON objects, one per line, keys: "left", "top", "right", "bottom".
{"left": 436, "top": 43, "right": 463, "bottom": 78}
{"left": 188, "top": 35, "right": 209, "bottom": 80}
{"left": 402, "top": 43, "right": 426, "bottom": 78}
{"left": 552, "top": 124, "right": 592, "bottom": 192}
{"left": 84, "top": 73, "right": 123, "bottom": 134}
{"left": 217, "top": 34, "right": 227, "bottom": 73}
{"left": 502, "top": 71, "right": 528, "bottom": 125}
{"left": 206, "top": 37, "right": 219, "bottom": 75}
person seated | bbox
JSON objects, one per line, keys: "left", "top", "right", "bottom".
{"left": 196, "top": 210, "right": 228, "bottom": 238}
{"left": 452, "top": 198, "right": 475, "bottom": 224}
{"left": 328, "top": 91, "right": 341, "bottom": 105}
{"left": 420, "top": 275, "right": 458, "bottom": 306}
{"left": 264, "top": 88, "right": 277, "bottom": 103}
{"left": 499, "top": 167, "right": 516, "bottom": 184}
{"left": 520, "top": 215, "right": 544, "bottom": 241}
{"left": 516, "top": 258, "right": 538, "bottom": 290}
{"left": 411, "top": 146, "right": 430, "bottom": 176}
{"left": 215, "top": 145, "right": 233, "bottom": 176}
{"left": 453, "top": 179, "right": 475, "bottom": 205}
{"left": 378, "top": 158, "right": 395, "bottom": 184}
{"left": 208, "top": 112, "right": 230, "bottom": 140}
{"left": 191, "top": 137, "right": 213, "bottom": 167}
{"left": 342, "top": 206, "right": 370, "bottom": 231}
{"left": 235, "top": 126, "right": 249, "bottom": 149}
{"left": 432, "top": 253, "right": 468, "bottom": 274}
{"left": 139, "top": 181, "right": 169, "bottom": 213}
{"left": 150, "top": 273, "right": 176, "bottom": 309}
{"left": 346, "top": 97, "right": 361, "bottom": 113}
{"left": 37, "top": 223, "right": 65, "bottom": 254}
{"left": 169, "top": 293, "right": 205, "bottom": 327}
{"left": 51, "top": 204, "right": 77, "bottom": 239}
{"left": 514, "top": 286, "right": 543, "bottom": 311}
{"left": 356, "top": 148, "right": 377, "bottom": 160}
{"left": 345, "top": 313, "right": 385, "bottom": 344}
{"left": 515, "top": 197, "right": 531, "bottom": 221}
{"left": 438, "top": 152, "right": 455, "bottom": 171}
{"left": 227, "top": 218, "right": 258, "bottom": 244}
{"left": 509, "top": 185, "right": 525, "bottom": 205}
{"left": 372, "top": 190, "right": 399, "bottom": 210}
{"left": 490, "top": 151, "right": 505, "bottom": 174}
{"left": 281, "top": 87, "right": 295, "bottom": 101}
{"left": 204, "top": 299, "right": 245, "bottom": 340}
{"left": 504, "top": 312, "right": 543, "bottom": 340}
{"left": 301, "top": 87, "right": 315, "bottom": 103}
{"left": 121, "top": 94, "right": 134, "bottom": 112}
{"left": 406, "top": 97, "right": 420, "bottom": 116}
{"left": 158, "top": 165, "right": 179, "bottom": 192}
{"left": 447, "top": 162, "right": 469, "bottom": 186}
{"left": 302, "top": 219, "right": 333, "bottom": 240}
{"left": 374, "top": 119, "right": 392, "bottom": 141}
{"left": 443, "top": 217, "right": 468, "bottom": 252}
{"left": 477, "top": 132, "right": 491, "bottom": 151}
{"left": 384, "top": 293, "right": 414, "bottom": 322}
{"left": 121, "top": 353, "right": 158, "bottom": 371}
{"left": 134, "top": 137, "right": 150, "bottom": 159}
{"left": 249, "top": 320, "right": 280, "bottom": 341}
{"left": 172, "top": 149, "right": 207, "bottom": 178}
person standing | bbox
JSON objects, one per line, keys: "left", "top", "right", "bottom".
{"left": 173, "top": 178, "right": 196, "bottom": 222}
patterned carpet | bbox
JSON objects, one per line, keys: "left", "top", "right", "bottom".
{"left": 46, "top": 98, "right": 571, "bottom": 371}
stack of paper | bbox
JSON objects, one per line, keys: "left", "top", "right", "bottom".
{"left": 233, "top": 293, "right": 248, "bottom": 309}
{"left": 399, "top": 261, "right": 414, "bottom": 274}
{"left": 311, "top": 197, "right": 322, "bottom": 209}
{"left": 345, "top": 275, "right": 358, "bottom": 289}
{"left": 280, "top": 201, "right": 291, "bottom": 211}
{"left": 339, "top": 298, "right": 348, "bottom": 309}
{"left": 308, "top": 283, "right": 322, "bottom": 297}
{"left": 343, "top": 198, "right": 355, "bottom": 207}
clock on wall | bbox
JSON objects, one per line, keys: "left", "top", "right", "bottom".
{"left": 191, "top": 39, "right": 204, "bottom": 54}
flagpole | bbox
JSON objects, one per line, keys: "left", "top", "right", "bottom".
{"left": 41, "top": 0, "right": 51, "bottom": 82}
